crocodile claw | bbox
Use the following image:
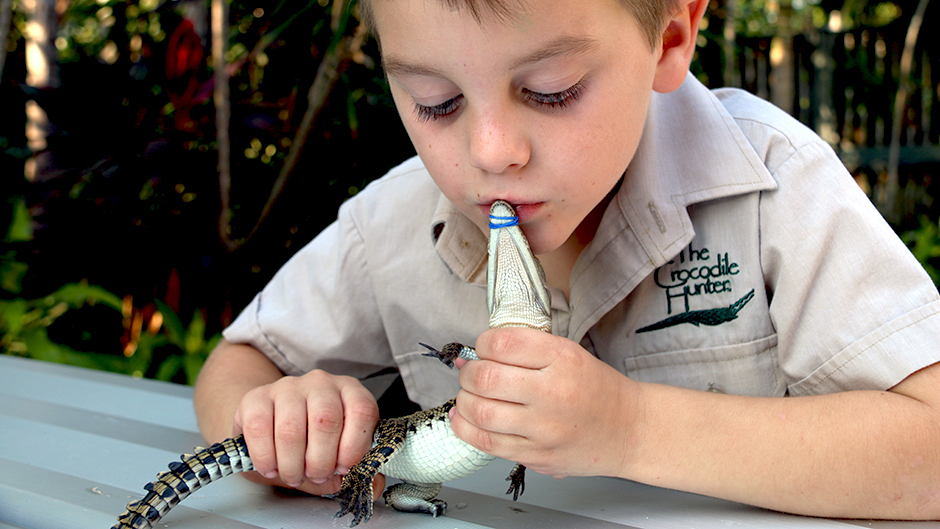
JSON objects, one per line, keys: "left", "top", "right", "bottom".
{"left": 420, "top": 342, "right": 480, "bottom": 367}
{"left": 419, "top": 342, "right": 459, "bottom": 368}
{"left": 505, "top": 463, "right": 527, "bottom": 501}
{"left": 324, "top": 468, "right": 375, "bottom": 527}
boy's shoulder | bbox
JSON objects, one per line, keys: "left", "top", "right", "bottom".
{"left": 337, "top": 155, "right": 461, "bottom": 250}
{"left": 343, "top": 155, "right": 439, "bottom": 217}
{"left": 708, "top": 83, "right": 830, "bottom": 174}
{"left": 654, "top": 74, "right": 845, "bottom": 194}
{"left": 361, "top": 155, "right": 434, "bottom": 193}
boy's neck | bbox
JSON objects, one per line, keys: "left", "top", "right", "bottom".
{"left": 537, "top": 192, "right": 613, "bottom": 301}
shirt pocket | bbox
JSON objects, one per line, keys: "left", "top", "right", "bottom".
{"left": 394, "top": 348, "right": 462, "bottom": 410}
{"left": 623, "top": 334, "right": 784, "bottom": 396}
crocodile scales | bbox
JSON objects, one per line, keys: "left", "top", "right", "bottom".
{"left": 113, "top": 200, "right": 552, "bottom": 528}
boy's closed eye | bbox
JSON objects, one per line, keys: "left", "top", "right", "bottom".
{"left": 410, "top": 79, "right": 588, "bottom": 122}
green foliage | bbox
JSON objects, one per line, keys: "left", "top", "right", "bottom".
{"left": 151, "top": 301, "right": 221, "bottom": 385}
{"left": 0, "top": 268, "right": 220, "bottom": 384}
{"left": 0, "top": 280, "right": 128, "bottom": 370}
{"left": 714, "top": 0, "right": 904, "bottom": 36}
{"left": 902, "top": 216, "right": 940, "bottom": 288}
{"left": 0, "top": 197, "right": 220, "bottom": 385}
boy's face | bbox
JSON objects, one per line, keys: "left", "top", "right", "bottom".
{"left": 375, "top": 0, "right": 664, "bottom": 256}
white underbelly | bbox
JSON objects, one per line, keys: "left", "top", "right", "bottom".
{"left": 378, "top": 415, "right": 495, "bottom": 483}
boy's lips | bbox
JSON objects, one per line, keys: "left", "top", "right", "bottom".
{"left": 479, "top": 201, "right": 543, "bottom": 223}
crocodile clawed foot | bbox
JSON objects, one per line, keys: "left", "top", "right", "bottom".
{"left": 419, "top": 342, "right": 466, "bottom": 369}
{"left": 324, "top": 469, "right": 375, "bottom": 527}
{"left": 505, "top": 464, "right": 526, "bottom": 501}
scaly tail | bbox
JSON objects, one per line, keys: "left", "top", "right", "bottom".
{"left": 112, "top": 435, "right": 253, "bottom": 529}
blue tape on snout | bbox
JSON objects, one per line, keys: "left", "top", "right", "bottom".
{"left": 488, "top": 214, "right": 519, "bottom": 229}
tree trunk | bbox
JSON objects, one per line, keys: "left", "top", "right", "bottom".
{"left": 882, "top": 0, "right": 930, "bottom": 223}
{"left": 722, "top": 0, "right": 738, "bottom": 87}
{"left": 23, "top": 0, "right": 59, "bottom": 180}
{"left": 212, "top": 0, "right": 234, "bottom": 250}
{"left": 769, "top": 0, "right": 794, "bottom": 115}
{"left": 0, "top": 0, "right": 13, "bottom": 83}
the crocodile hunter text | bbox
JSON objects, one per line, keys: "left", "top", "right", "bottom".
{"left": 653, "top": 242, "right": 740, "bottom": 314}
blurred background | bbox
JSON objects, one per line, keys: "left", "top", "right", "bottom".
{"left": 0, "top": 0, "right": 937, "bottom": 384}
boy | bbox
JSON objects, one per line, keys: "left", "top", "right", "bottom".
{"left": 194, "top": 0, "right": 940, "bottom": 520}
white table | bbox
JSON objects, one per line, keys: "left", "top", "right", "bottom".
{"left": 1, "top": 354, "right": 937, "bottom": 529}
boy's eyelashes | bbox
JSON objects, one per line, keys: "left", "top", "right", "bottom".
{"left": 411, "top": 80, "right": 586, "bottom": 123}
{"left": 413, "top": 95, "right": 463, "bottom": 123}
{"left": 522, "top": 80, "right": 585, "bottom": 109}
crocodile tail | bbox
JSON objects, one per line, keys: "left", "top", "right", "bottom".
{"left": 112, "top": 435, "right": 253, "bottom": 529}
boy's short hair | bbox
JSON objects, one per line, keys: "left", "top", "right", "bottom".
{"left": 359, "top": 0, "right": 680, "bottom": 51}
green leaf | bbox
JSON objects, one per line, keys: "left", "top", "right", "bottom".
{"left": 7, "top": 199, "right": 34, "bottom": 242}
{"left": 184, "top": 310, "right": 206, "bottom": 354}
{"left": 0, "top": 298, "right": 30, "bottom": 339}
{"left": 0, "top": 256, "right": 28, "bottom": 294}
{"left": 155, "top": 355, "right": 182, "bottom": 382}
{"left": 155, "top": 300, "right": 186, "bottom": 348}
{"left": 48, "top": 282, "right": 123, "bottom": 311}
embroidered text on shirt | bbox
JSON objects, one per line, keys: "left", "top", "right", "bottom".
{"left": 653, "top": 242, "right": 741, "bottom": 314}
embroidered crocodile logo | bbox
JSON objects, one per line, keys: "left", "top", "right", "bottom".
{"left": 636, "top": 289, "right": 755, "bottom": 334}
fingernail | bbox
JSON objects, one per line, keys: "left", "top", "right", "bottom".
{"left": 448, "top": 407, "right": 457, "bottom": 419}
{"left": 263, "top": 470, "right": 278, "bottom": 479}
{"left": 311, "top": 477, "right": 329, "bottom": 485}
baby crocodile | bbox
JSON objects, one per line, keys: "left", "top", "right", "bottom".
{"left": 113, "top": 200, "right": 552, "bottom": 528}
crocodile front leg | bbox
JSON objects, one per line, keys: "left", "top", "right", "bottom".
{"left": 325, "top": 415, "right": 410, "bottom": 526}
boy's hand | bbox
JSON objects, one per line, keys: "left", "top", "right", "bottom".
{"left": 451, "top": 327, "right": 640, "bottom": 479}
{"left": 232, "top": 370, "right": 383, "bottom": 496}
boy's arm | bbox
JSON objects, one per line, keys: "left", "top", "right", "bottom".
{"left": 626, "top": 359, "right": 940, "bottom": 519}
{"left": 451, "top": 328, "right": 940, "bottom": 520}
{"left": 193, "top": 340, "right": 383, "bottom": 496}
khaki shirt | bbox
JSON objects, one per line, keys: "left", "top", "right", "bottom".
{"left": 224, "top": 74, "right": 940, "bottom": 409}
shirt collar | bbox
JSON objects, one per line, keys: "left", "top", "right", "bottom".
{"left": 430, "top": 194, "right": 488, "bottom": 286}
{"left": 610, "top": 73, "right": 778, "bottom": 268}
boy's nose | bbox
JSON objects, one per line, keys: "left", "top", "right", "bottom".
{"left": 467, "top": 111, "right": 530, "bottom": 174}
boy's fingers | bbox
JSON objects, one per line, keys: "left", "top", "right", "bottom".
{"left": 302, "top": 391, "right": 345, "bottom": 483}
{"left": 235, "top": 399, "right": 279, "bottom": 479}
{"left": 334, "top": 385, "right": 381, "bottom": 474}
{"left": 475, "top": 327, "right": 562, "bottom": 369}
{"left": 458, "top": 359, "right": 534, "bottom": 404}
{"left": 293, "top": 472, "right": 386, "bottom": 500}
{"left": 449, "top": 399, "right": 526, "bottom": 459}
{"left": 273, "top": 393, "right": 314, "bottom": 487}
{"left": 454, "top": 388, "right": 526, "bottom": 436}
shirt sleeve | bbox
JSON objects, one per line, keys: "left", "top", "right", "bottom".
{"left": 759, "top": 139, "right": 940, "bottom": 396}
{"left": 223, "top": 201, "right": 396, "bottom": 379}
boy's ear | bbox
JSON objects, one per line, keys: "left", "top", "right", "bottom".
{"left": 652, "top": 0, "right": 709, "bottom": 93}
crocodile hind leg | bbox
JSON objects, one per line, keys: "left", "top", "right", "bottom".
{"left": 383, "top": 482, "right": 445, "bottom": 516}
{"left": 325, "top": 416, "right": 409, "bottom": 527}
{"left": 112, "top": 435, "right": 253, "bottom": 529}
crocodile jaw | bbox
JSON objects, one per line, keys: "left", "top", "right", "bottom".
{"left": 486, "top": 201, "right": 552, "bottom": 333}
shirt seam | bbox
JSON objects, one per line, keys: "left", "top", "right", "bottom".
{"left": 629, "top": 335, "right": 778, "bottom": 370}
{"left": 253, "top": 294, "right": 304, "bottom": 375}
